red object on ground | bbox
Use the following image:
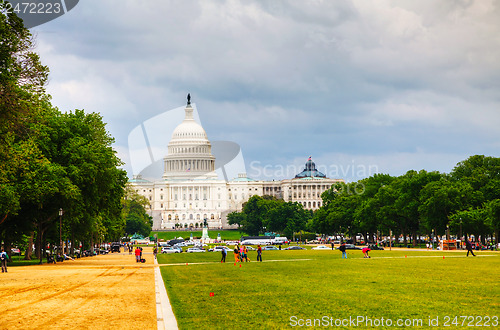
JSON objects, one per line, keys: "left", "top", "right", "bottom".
{"left": 209, "top": 292, "right": 214, "bottom": 297}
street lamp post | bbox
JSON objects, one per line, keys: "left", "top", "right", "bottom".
{"left": 431, "top": 229, "right": 434, "bottom": 250}
{"left": 59, "top": 208, "right": 63, "bottom": 257}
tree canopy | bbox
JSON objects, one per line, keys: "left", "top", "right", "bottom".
{"left": 310, "top": 156, "right": 500, "bottom": 245}
{"left": 0, "top": 6, "right": 133, "bottom": 258}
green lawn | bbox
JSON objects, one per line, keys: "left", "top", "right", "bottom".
{"left": 152, "top": 229, "right": 246, "bottom": 241}
{"left": 159, "top": 250, "right": 500, "bottom": 329}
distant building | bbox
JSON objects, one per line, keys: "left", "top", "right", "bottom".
{"left": 129, "top": 100, "right": 343, "bottom": 230}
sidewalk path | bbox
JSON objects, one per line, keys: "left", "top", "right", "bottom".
{"left": 0, "top": 248, "right": 157, "bottom": 330}
{"left": 154, "top": 255, "right": 178, "bottom": 329}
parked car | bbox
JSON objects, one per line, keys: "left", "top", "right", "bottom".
{"left": 344, "top": 244, "right": 362, "bottom": 250}
{"left": 110, "top": 242, "right": 121, "bottom": 253}
{"left": 285, "top": 246, "right": 306, "bottom": 250}
{"left": 187, "top": 247, "right": 206, "bottom": 253}
{"left": 209, "top": 246, "right": 232, "bottom": 253}
{"left": 162, "top": 247, "right": 180, "bottom": 254}
{"left": 312, "top": 245, "right": 330, "bottom": 250}
{"left": 245, "top": 246, "right": 256, "bottom": 251}
{"left": 262, "top": 246, "right": 279, "bottom": 251}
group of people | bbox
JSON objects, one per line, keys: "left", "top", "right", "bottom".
{"left": 134, "top": 246, "right": 144, "bottom": 263}
{"left": 336, "top": 243, "right": 371, "bottom": 259}
{"left": 227, "top": 245, "right": 263, "bottom": 263}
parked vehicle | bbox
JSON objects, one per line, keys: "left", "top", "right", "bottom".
{"left": 271, "top": 237, "right": 289, "bottom": 245}
{"left": 262, "top": 246, "right": 279, "bottom": 251}
{"left": 345, "top": 244, "right": 361, "bottom": 250}
{"left": 209, "top": 246, "right": 232, "bottom": 253}
{"left": 110, "top": 242, "right": 121, "bottom": 253}
{"left": 285, "top": 246, "right": 306, "bottom": 250}
{"left": 187, "top": 247, "right": 206, "bottom": 253}
{"left": 312, "top": 245, "right": 330, "bottom": 250}
{"left": 162, "top": 247, "right": 180, "bottom": 254}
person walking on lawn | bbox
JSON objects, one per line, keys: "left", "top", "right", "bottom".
{"left": 221, "top": 247, "right": 226, "bottom": 263}
{"left": 338, "top": 243, "right": 347, "bottom": 259}
{"left": 465, "top": 237, "right": 476, "bottom": 257}
{"left": 234, "top": 245, "right": 240, "bottom": 263}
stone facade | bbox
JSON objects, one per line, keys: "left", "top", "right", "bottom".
{"left": 129, "top": 103, "right": 343, "bottom": 230}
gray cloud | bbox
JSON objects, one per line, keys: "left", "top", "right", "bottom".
{"left": 33, "top": 0, "right": 500, "bottom": 181}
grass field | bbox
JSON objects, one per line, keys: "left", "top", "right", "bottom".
{"left": 152, "top": 229, "right": 246, "bottom": 241}
{"left": 158, "top": 249, "right": 500, "bottom": 329}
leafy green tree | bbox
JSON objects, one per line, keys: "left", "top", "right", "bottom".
{"left": 312, "top": 182, "right": 362, "bottom": 240}
{"left": 227, "top": 211, "right": 246, "bottom": 229}
{"left": 354, "top": 174, "right": 395, "bottom": 243}
{"left": 419, "top": 178, "right": 473, "bottom": 236}
{"left": 485, "top": 199, "right": 500, "bottom": 245}
{"left": 265, "top": 201, "right": 309, "bottom": 238}
{"left": 122, "top": 187, "right": 152, "bottom": 237}
{"left": 450, "top": 155, "right": 500, "bottom": 205}
{"left": 450, "top": 208, "right": 490, "bottom": 243}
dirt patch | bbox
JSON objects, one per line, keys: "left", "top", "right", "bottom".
{"left": 0, "top": 248, "right": 157, "bottom": 330}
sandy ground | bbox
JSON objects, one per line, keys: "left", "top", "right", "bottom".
{"left": 0, "top": 247, "right": 157, "bottom": 330}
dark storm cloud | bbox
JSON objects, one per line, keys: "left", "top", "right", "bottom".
{"left": 33, "top": 0, "right": 500, "bottom": 180}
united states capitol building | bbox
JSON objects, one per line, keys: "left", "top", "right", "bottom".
{"left": 129, "top": 97, "right": 343, "bottom": 230}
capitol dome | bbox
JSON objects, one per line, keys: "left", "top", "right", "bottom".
{"left": 170, "top": 105, "right": 209, "bottom": 142}
{"left": 163, "top": 99, "right": 217, "bottom": 180}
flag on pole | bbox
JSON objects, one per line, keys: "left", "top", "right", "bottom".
{"left": 308, "top": 156, "right": 312, "bottom": 161}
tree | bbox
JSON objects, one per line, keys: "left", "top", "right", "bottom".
{"left": 227, "top": 211, "right": 246, "bottom": 229}
{"left": 312, "top": 182, "right": 362, "bottom": 240}
{"left": 122, "top": 187, "right": 152, "bottom": 237}
{"left": 419, "top": 178, "right": 473, "bottom": 236}
{"left": 485, "top": 199, "right": 500, "bottom": 245}
{"left": 265, "top": 202, "right": 309, "bottom": 238}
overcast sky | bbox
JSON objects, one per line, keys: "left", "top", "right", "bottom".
{"left": 32, "top": 0, "right": 500, "bottom": 182}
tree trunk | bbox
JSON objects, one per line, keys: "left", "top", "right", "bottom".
{"left": 36, "top": 221, "right": 43, "bottom": 263}
{"left": 70, "top": 231, "right": 75, "bottom": 255}
{"left": 412, "top": 230, "right": 417, "bottom": 247}
{"left": 4, "top": 238, "right": 12, "bottom": 260}
{"left": 24, "top": 231, "right": 34, "bottom": 260}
